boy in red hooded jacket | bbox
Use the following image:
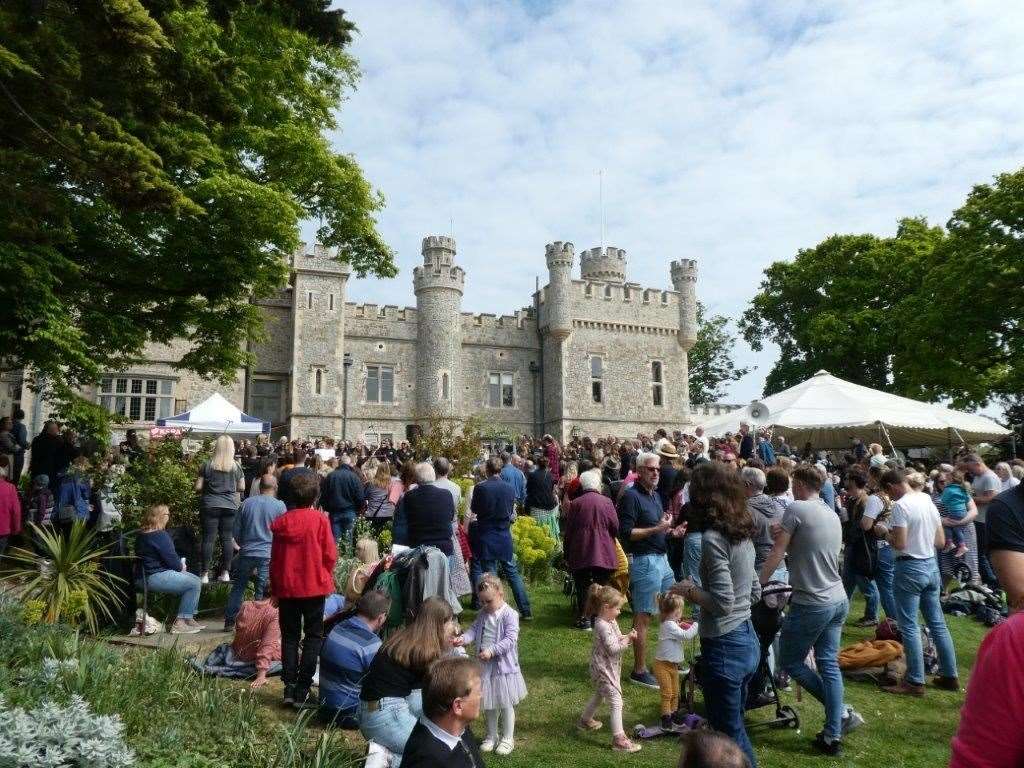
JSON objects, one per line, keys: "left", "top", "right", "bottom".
{"left": 270, "top": 471, "right": 337, "bottom": 708}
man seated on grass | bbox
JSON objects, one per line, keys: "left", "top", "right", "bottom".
{"left": 399, "top": 656, "right": 485, "bottom": 768}
{"left": 319, "top": 590, "right": 392, "bottom": 728}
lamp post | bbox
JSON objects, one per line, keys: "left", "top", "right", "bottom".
{"left": 342, "top": 352, "right": 353, "bottom": 441}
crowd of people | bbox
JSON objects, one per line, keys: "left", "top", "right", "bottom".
{"left": 2, "top": 415, "right": 1024, "bottom": 768}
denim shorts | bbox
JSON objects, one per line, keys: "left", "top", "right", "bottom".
{"left": 629, "top": 553, "right": 676, "bottom": 614}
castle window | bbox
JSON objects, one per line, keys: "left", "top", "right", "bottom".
{"left": 585, "top": 283, "right": 593, "bottom": 297}
{"left": 311, "top": 367, "right": 324, "bottom": 395}
{"left": 98, "top": 376, "right": 175, "bottom": 422}
{"left": 307, "top": 291, "right": 314, "bottom": 309}
{"left": 329, "top": 293, "right": 335, "bottom": 311}
{"left": 604, "top": 284, "right": 612, "bottom": 299}
{"left": 661, "top": 291, "right": 669, "bottom": 304}
{"left": 488, "top": 372, "right": 514, "bottom": 408}
{"left": 652, "top": 361, "right": 664, "bottom": 407}
{"left": 441, "top": 372, "right": 450, "bottom": 401}
{"left": 367, "top": 365, "right": 394, "bottom": 403}
{"left": 250, "top": 378, "right": 284, "bottom": 427}
{"left": 623, "top": 287, "right": 630, "bottom": 301}
{"left": 590, "top": 355, "right": 603, "bottom": 404}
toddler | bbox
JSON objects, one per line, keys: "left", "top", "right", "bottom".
{"left": 653, "top": 593, "right": 699, "bottom": 730}
{"left": 578, "top": 584, "right": 641, "bottom": 753}
{"left": 457, "top": 574, "right": 527, "bottom": 755}
{"left": 939, "top": 472, "right": 970, "bottom": 557}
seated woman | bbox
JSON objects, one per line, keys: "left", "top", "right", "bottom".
{"left": 231, "top": 596, "right": 282, "bottom": 690}
{"left": 135, "top": 504, "right": 205, "bottom": 635}
{"left": 358, "top": 596, "right": 457, "bottom": 755}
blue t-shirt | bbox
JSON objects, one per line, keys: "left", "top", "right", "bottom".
{"left": 232, "top": 494, "right": 286, "bottom": 558}
{"left": 319, "top": 616, "right": 382, "bottom": 714}
{"left": 618, "top": 484, "right": 666, "bottom": 555}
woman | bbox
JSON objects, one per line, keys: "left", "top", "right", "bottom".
{"left": 673, "top": 462, "right": 761, "bottom": 768}
{"left": 562, "top": 471, "right": 618, "bottom": 629}
{"left": 358, "top": 597, "right": 457, "bottom": 755}
{"left": 996, "top": 462, "right": 1021, "bottom": 492}
{"left": 869, "top": 443, "right": 887, "bottom": 468}
{"left": 362, "top": 458, "right": 396, "bottom": 535}
{"left": 248, "top": 456, "right": 278, "bottom": 498}
{"left": 932, "top": 469, "right": 981, "bottom": 588}
{"left": 136, "top": 504, "right": 205, "bottom": 634}
{"left": 195, "top": 434, "right": 245, "bottom": 584}
{"left": 765, "top": 467, "right": 791, "bottom": 514}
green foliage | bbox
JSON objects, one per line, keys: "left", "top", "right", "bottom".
{"left": 114, "top": 436, "right": 211, "bottom": 531}
{"left": 2, "top": 523, "right": 125, "bottom": 634}
{"left": 688, "top": 301, "right": 751, "bottom": 406}
{"left": 47, "top": 383, "right": 124, "bottom": 458}
{"left": 415, "top": 413, "right": 486, "bottom": 477}
{"left": 0, "top": 1, "right": 395, "bottom": 395}
{"left": 511, "top": 516, "right": 557, "bottom": 583}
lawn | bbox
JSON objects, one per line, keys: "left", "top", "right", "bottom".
{"left": 485, "top": 582, "right": 981, "bottom": 768}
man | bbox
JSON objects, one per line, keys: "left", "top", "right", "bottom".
{"left": 755, "top": 434, "right": 776, "bottom": 466}
{"left": 524, "top": 455, "right": 557, "bottom": 520}
{"left": 119, "top": 429, "right": 143, "bottom": 464}
{"left": 224, "top": 474, "right": 286, "bottom": 631}
{"left": 879, "top": 469, "right": 958, "bottom": 697}
{"left": 742, "top": 467, "right": 780, "bottom": 576}
{"left": 394, "top": 463, "right": 454, "bottom": 555}
{"left": 775, "top": 434, "right": 792, "bottom": 459}
{"left": 319, "top": 590, "right": 392, "bottom": 728}
{"left": 618, "top": 451, "right": 676, "bottom": 689}
{"left": 655, "top": 444, "right": 679, "bottom": 511}
{"left": 433, "top": 457, "right": 462, "bottom": 511}
{"left": 499, "top": 453, "right": 526, "bottom": 508}
{"left": 760, "top": 466, "right": 862, "bottom": 756}
{"left": 987, "top": 478, "right": 1024, "bottom": 612}
{"left": 851, "top": 437, "right": 867, "bottom": 462}
{"left": 28, "top": 420, "right": 63, "bottom": 492}
{"left": 738, "top": 422, "right": 754, "bottom": 462}
{"left": 964, "top": 453, "right": 1002, "bottom": 586}
{"left": 399, "top": 656, "right": 485, "bottom": 768}
{"left": 694, "top": 426, "right": 710, "bottom": 461}
{"left": 470, "top": 458, "right": 532, "bottom": 618}
{"left": 320, "top": 453, "right": 366, "bottom": 547}
{"left": 10, "top": 409, "right": 28, "bottom": 482}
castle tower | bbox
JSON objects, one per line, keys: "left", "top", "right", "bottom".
{"left": 290, "top": 242, "right": 350, "bottom": 437}
{"left": 414, "top": 235, "right": 465, "bottom": 420}
{"left": 579, "top": 246, "right": 627, "bottom": 284}
{"left": 671, "top": 258, "right": 699, "bottom": 418}
{"left": 544, "top": 241, "right": 575, "bottom": 340}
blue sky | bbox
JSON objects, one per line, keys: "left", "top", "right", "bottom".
{"left": 311, "top": 1, "right": 1024, "bottom": 405}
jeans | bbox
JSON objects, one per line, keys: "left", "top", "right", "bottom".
{"left": 331, "top": 513, "right": 355, "bottom": 551}
{"left": 842, "top": 544, "right": 897, "bottom": 621}
{"left": 780, "top": 600, "right": 849, "bottom": 741}
{"left": 682, "top": 532, "right": 703, "bottom": 619}
{"left": 699, "top": 620, "right": 761, "bottom": 768}
{"left": 359, "top": 691, "right": 423, "bottom": 755}
{"left": 200, "top": 506, "right": 235, "bottom": 575}
{"left": 476, "top": 558, "right": 532, "bottom": 616}
{"left": 667, "top": 536, "right": 684, "bottom": 581}
{"left": 225, "top": 555, "right": 269, "bottom": 623}
{"left": 142, "top": 569, "right": 202, "bottom": 619}
{"left": 279, "top": 596, "right": 326, "bottom": 692}
{"left": 893, "top": 557, "right": 958, "bottom": 685}
{"left": 974, "top": 520, "right": 999, "bottom": 586}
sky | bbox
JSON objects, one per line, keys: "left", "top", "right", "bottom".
{"left": 312, "top": 0, "right": 1024, "bottom": 405}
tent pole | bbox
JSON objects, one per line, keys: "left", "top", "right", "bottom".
{"left": 880, "top": 424, "right": 900, "bottom": 466}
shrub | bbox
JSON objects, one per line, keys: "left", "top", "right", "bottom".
{"left": 511, "top": 516, "right": 557, "bottom": 583}
{"left": 114, "top": 437, "right": 211, "bottom": 532}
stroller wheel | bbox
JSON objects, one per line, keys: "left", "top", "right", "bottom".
{"left": 780, "top": 706, "right": 799, "bottom": 729}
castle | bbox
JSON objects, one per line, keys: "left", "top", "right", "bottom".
{"left": 6, "top": 236, "right": 704, "bottom": 444}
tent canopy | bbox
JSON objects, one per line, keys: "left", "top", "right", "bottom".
{"left": 156, "top": 392, "right": 269, "bottom": 435}
{"left": 696, "top": 371, "right": 1010, "bottom": 450}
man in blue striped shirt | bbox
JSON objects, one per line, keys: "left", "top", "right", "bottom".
{"left": 319, "top": 591, "right": 392, "bottom": 727}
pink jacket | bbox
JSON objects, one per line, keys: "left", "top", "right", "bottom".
{"left": 0, "top": 480, "right": 21, "bottom": 537}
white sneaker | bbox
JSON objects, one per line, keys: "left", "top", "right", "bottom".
{"left": 841, "top": 707, "right": 866, "bottom": 735}
{"left": 480, "top": 739, "right": 496, "bottom": 753}
{"left": 201, "top": 573, "right": 210, "bottom": 585}
{"left": 495, "top": 739, "right": 514, "bottom": 756}
{"left": 218, "top": 571, "right": 231, "bottom": 583}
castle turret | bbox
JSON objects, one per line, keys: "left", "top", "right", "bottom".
{"left": 671, "top": 259, "right": 699, "bottom": 350}
{"left": 414, "top": 235, "right": 465, "bottom": 419}
{"left": 544, "top": 241, "right": 574, "bottom": 341}
{"left": 580, "top": 246, "right": 626, "bottom": 283}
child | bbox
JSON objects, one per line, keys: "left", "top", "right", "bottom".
{"left": 939, "top": 472, "right": 971, "bottom": 557}
{"left": 456, "top": 574, "right": 527, "bottom": 755}
{"left": 578, "top": 584, "right": 641, "bottom": 753}
{"left": 269, "top": 472, "right": 337, "bottom": 709}
{"left": 653, "top": 593, "right": 699, "bottom": 730}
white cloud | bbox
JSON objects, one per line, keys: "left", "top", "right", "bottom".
{"left": 313, "top": 0, "right": 1024, "bottom": 403}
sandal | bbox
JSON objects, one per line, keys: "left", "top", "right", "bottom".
{"left": 612, "top": 736, "right": 641, "bottom": 753}
{"left": 577, "top": 718, "right": 602, "bottom": 731}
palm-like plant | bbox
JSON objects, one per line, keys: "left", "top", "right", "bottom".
{"left": 3, "top": 522, "right": 125, "bottom": 634}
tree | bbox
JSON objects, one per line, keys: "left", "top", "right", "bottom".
{"left": 739, "top": 218, "right": 944, "bottom": 397}
{"left": 897, "top": 168, "right": 1024, "bottom": 408}
{"left": 0, "top": 0, "right": 395, "bottom": 396}
{"left": 688, "top": 302, "right": 750, "bottom": 405}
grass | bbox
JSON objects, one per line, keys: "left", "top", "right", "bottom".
{"left": 482, "top": 582, "right": 981, "bottom": 768}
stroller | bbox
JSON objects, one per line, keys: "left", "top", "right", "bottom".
{"left": 743, "top": 581, "right": 799, "bottom": 731}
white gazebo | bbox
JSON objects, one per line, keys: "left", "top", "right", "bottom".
{"left": 697, "top": 370, "right": 1010, "bottom": 450}
{"left": 156, "top": 392, "right": 270, "bottom": 435}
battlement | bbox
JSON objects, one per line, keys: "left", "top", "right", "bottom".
{"left": 580, "top": 246, "right": 627, "bottom": 283}
{"left": 575, "top": 280, "right": 677, "bottom": 307}
{"left": 461, "top": 307, "right": 536, "bottom": 329}
{"left": 345, "top": 302, "right": 418, "bottom": 321}
{"left": 670, "top": 259, "right": 699, "bottom": 286}
{"left": 545, "top": 241, "right": 575, "bottom": 268}
{"left": 413, "top": 263, "right": 466, "bottom": 294}
{"left": 421, "top": 235, "right": 457, "bottom": 269}
{"left": 291, "top": 241, "right": 351, "bottom": 275}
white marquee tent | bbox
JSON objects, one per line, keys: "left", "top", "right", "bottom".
{"left": 156, "top": 392, "right": 270, "bottom": 435}
{"left": 697, "top": 371, "right": 1010, "bottom": 450}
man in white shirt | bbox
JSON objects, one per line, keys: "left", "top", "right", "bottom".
{"left": 881, "top": 469, "right": 959, "bottom": 697}
{"left": 965, "top": 453, "right": 1002, "bottom": 586}
{"left": 694, "top": 426, "right": 710, "bottom": 461}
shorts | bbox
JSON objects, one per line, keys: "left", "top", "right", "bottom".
{"left": 629, "top": 553, "right": 675, "bottom": 615}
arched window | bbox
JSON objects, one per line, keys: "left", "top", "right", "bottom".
{"left": 604, "top": 284, "right": 612, "bottom": 299}
{"left": 314, "top": 368, "right": 323, "bottom": 395}
{"left": 441, "top": 372, "right": 450, "bottom": 400}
